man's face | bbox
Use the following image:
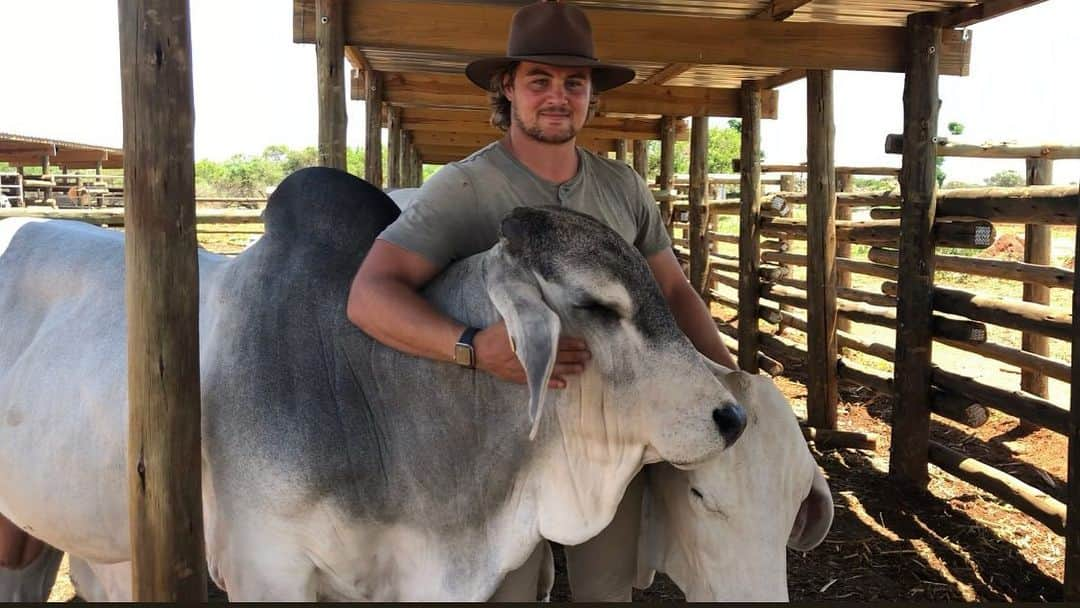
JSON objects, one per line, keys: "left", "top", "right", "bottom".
{"left": 504, "top": 61, "right": 592, "bottom": 144}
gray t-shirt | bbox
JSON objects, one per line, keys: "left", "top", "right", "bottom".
{"left": 378, "top": 141, "right": 671, "bottom": 268}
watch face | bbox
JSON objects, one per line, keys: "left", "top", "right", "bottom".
{"left": 455, "top": 343, "right": 474, "bottom": 367}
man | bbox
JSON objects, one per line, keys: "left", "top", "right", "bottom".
{"left": 348, "top": 1, "right": 737, "bottom": 600}
{"left": 348, "top": 0, "right": 736, "bottom": 386}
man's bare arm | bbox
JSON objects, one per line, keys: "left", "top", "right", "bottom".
{"left": 347, "top": 239, "right": 589, "bottom": 387}
{"left": 646, "top": 247, "right": 738, "bottom": 370}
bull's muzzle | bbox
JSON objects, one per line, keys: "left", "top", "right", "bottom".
{"left": 712, "top": 403, "right": 747, "bottom": 446}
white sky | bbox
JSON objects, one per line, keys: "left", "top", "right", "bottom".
{"left": 1, "top": 0, "right": 1077, "bottom": 184}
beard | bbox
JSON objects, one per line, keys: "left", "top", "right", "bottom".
{"left": 512, "top": 105, "right": 579, "bottom": 144}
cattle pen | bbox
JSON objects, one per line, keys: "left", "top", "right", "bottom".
{"left": 2, "top": 0, "right": 1078, "bottom": 602}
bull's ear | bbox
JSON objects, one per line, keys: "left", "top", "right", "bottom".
{"left": 788, "top": 466, "right": 834, "bottom": 551}
{"left": 486, "top": 260, "right": 560, "bottom": 440}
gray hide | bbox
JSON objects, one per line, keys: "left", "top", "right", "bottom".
{"left": 0, "top": 167, "right": 744, "bottom": 600}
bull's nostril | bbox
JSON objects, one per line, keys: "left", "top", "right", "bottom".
{"left": 712, "top": 403, "right": 747, "bottom": 446}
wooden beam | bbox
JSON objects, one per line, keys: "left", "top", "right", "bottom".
{"left": 368, "top": 72, "right": 778, "bottom": 118}
{"left": 758, "top": 68, "right": 807, "bottom": 90}
{"left": 293, "top": 0, "right": 972, "bottom": 75}
{"left": 868, "top": 247, "right": 1073, "bottom": 290}
{"left": 1022, "top": 159, "right": 1053, "bottom": 404}
{"left": 736, "top": 160, "right": 899, "bottom": 175}
{"left": 880, "top": 282, "right": 1073, "bottom": 342}
{"left": 1067, "top": 205, "right": 1080, "bottom": 600}
{"left": 395, "top": 107, "right": 687, "bottom": 141}
{"left": 868, "top": 185, "right": 1078, "bottom": 225}
{"left": 1, "top": 152, "right": 116, "bottom": 168}
{"left": 317, "top": 0, "right": 347, "bottom": 170}
{"left": 632, "top": 140, "right": 648, "bottom": 180}
{"left": 836, "top": 172, "right": 854, "bottom": 334}
{"left": 753, "top": 0, "right": 812, "bottom": 21}
{"left": 387, "top": 106, "right": 401, "bottom": 188}
{"left": 737, "top": 81, "right": 762, "bottom": 373}
{"left": 658, "top": 116, "right": 677, "bottom": 234}
{"left": 364, "top": 68, "right": 383, "bottom": 186}
{"left": 0, "top": 143, "right": 56, "bottom": 155}
{"left": 805, "top": 69, "right": 837, "bottom": 430}
{"left": 641, "top": 63, "right": 692, "bottom": 86}
{"left": 614, "top": 139, "right": 628, "bottom": 163}
{"left": 889, "top": 12, "right": 940, "bottom": 489}
{"left": 343, "top": 44, "right": 367, "bottom": 71}
{"left": 118, "top": 0, "right": 206, "bottom": 600}
{"left": 689, "top": 116, "right": 709, "bottom": 298}
{"left": 886, "top": 134, "right": 1080, "bottom": 159}
{"left": 929, "top": 440, "right": 1065, "bottom": 534}
{"left": 944, "top": 0, "right": 1050, "bottom": 28}
{"left": 410, "top": 131, "right": 616, "bottom": 153}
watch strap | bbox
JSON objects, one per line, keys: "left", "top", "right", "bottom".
{"left": 455, "top": 326, "right": 481, "bottom": 368}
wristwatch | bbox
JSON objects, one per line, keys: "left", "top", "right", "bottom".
{"left": 454, "top": 326, "right": 480, "bottom": 369}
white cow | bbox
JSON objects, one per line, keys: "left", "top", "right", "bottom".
{"left": 535, "top": 365, "right": 832, "bottom": 602}
{"left": 0, "top": 167, "right": 747, "bottom": 601}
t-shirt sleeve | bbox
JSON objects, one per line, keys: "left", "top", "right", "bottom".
{"left": 630, "top": 170, "right": 673, "bottom": 258}
{"left": 377, "top": 164, "right": 482, "bottom": 268}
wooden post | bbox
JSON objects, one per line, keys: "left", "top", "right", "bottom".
{"left": 398, "top": 128, "right": 410, "bottom": 188}
{"left": 659, "top": 116, "right": 677, "bottom": 234}
{"left": 316, "top": 0, "right": 346, "bottom": 170}
{"left": 836, "top": 172, "right": 854, "bottom": 333}
{"left": 806, "top": 70, "right": 839, "bottom": 430}
{"left": 399, "top": 131, "right": 411, "bottom": 187}
{"left": 776, "top": 173, "right": 797, "bottom": 335}
{"left": 387, "top": 106, "right": 402, "bottom": 189}
{"left": 689, "top": 117, "right": 710, "bottom": 297}
{"left": 1021, "top": 158, "right": 1052, "bottom": 406}
{"left": 632, "top": 139, "right": 648, "bottom": 181}
{"left": 1066, "top": 205, "right": 1080, "bottom": 600}
{"left": 364, "top": 68, "right": 384, "bottom": 187}
{"left": 411, "top": 144, "right": 423, "bottom": 186}
{"left": 615, "top": 139, "right": 628, "bottom": 163}
{"left": 738, "top": 81, "right": 762, "bottom": 373}
{"left": 118, "top": 0, "right": 206, "bottom": 600}
{"left": 889, "top": 12, "right": 941, "bottom": 488}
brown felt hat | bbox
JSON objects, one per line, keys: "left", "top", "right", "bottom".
{"left": 465, "top": 1, "right": 636, "bottom": 93}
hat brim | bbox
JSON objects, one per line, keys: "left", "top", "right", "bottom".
{"left": 465, "top": 55, "right": 636, "bottom": 93}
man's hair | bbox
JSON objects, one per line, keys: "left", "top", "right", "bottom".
{"left": 486, "top": 62, "right": 599, "bottom": 131}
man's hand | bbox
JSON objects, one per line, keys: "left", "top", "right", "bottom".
{"left": 474, "top": 320, "right": 591, "bottom": 388}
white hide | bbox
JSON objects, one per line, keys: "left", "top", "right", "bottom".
{"left": 562, "top": 367, "right": 833, "bottom": 602}
{"left": 386, "top": 187, "right": 419, "bottom": 211}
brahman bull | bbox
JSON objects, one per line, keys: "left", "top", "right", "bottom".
{"left": 0, "top": 167, "right": 746, "bottom": 601}
{"left": 388, "top": 185, "right": 833, "bottom": 602}
{"left": 563, "top": 365, "right": 833, "bottom": 601}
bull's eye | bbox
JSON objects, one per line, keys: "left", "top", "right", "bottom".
{"left": 574, "top": 298, "right": 621, "bottom": 321}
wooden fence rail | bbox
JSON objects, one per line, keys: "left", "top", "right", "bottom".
{"left": 868, "top": 247, "right": 1074, "bottom": 289}
{"left": 0, "top": 207, "right": 265, "bottom": 226}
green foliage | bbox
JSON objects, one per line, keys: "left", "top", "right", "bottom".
{"left": 943, "top": 180, "right": 978, "bottom": 189}
{"left": 707, "top": 126, "right": 741, "bottom": 174}
{"left": 852, "top": 177, "right": 898, "bottom": 191}
{"left": 947, "top": 122, "right": 965, "bottom": 135}
{"left": 194, "top": 144, "right": 368, "bottom": 197}
{"left": 645, "top": 124, "right": 745, "bottom": 182}
{"left": 984, "top": 169, "right": 1024, "bottom": 187}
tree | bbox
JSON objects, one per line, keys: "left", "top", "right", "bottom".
{"left": 984, "top": 169, "right": 1024, "bottom": 187}
{"left": 645, "top": 123, "right": 743, "bottom": 182}
{"left": 935, "top": 121, "right": 966, "bottom": 185}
